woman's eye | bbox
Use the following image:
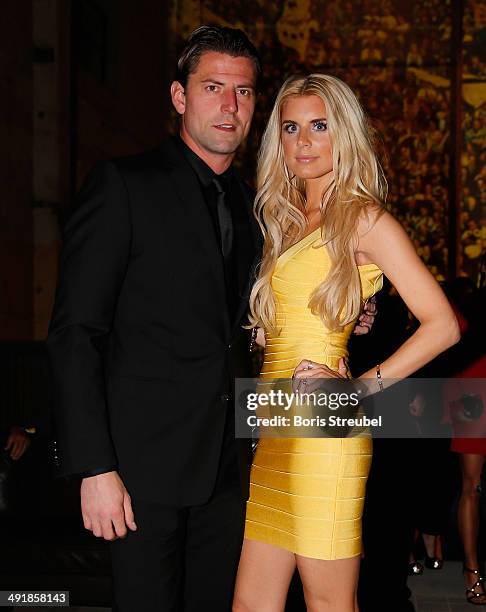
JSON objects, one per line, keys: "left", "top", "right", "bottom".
{"left": 314, "top": 121, "right": 328, "bottom": 131}
{"left": 283, "top": 124, "right": 297, "bottom": 134}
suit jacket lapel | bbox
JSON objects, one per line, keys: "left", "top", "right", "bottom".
{"left": 231, "top": 176, "right": 261, "bottom": 336}
{"left": 161, "top": 140, "right": 231, "bottom": 337}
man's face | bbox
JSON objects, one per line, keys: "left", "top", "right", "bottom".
{"left": 171, "top": 52, "right": 256, "bottom": 167}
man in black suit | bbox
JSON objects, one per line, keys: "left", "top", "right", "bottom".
{"left": 47, "top": 26, "right": 261, "bottom": 611}
{"left": 47, "top": 25, "right": 375, "bottom": 611}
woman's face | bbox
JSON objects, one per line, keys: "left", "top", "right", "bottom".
{"left": 280, "top": 95, "right": 333, "bottom": 187}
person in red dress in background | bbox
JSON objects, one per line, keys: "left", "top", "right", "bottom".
{"left": 444, "top": 280, "right": 486, "bottom": 605}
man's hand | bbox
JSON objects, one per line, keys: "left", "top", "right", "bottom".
{"left": 255, "top": 327, "right": 266, "bottom": 348}
{"left": 353, "top": 296, "right": 377, "bottom": 335}
{"left": 81, "top": 471, "right": 137, "bottom": 540}
{"left": 4, "top": 425, "right": 31, "bottom": 460}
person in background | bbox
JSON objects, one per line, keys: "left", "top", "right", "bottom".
{"left": 444, "top": 282, "right": 486, "bottom": 606}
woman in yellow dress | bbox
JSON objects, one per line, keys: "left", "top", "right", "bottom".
{"left": 232, "top": 74, "right": 460, "bottom": 611}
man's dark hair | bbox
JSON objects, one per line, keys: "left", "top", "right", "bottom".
{"left": 176, "top": 25, "right": 262, "bottom": 88}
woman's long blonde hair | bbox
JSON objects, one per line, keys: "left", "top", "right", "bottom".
{"left": 248, "top": 73, "right": 387, "bottom": 333}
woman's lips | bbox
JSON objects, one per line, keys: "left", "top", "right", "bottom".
{"left": 295, "top": 156, "right": 318, "bottom": 162}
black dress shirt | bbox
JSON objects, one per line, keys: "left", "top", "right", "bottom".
{"left": 175, "top": 136, "right": 243, "bottom": 320}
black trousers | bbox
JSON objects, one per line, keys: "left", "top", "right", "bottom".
{"left": 358, "top": 439, "right": 416, "bottom": 612}
{"left": 110, "top": 418, "right": 246, "bottom": 612}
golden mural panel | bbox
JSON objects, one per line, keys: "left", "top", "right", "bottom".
{"left": 169, "top": 0, "right": 485, "bottom": 282}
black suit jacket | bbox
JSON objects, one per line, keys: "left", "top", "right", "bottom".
{"left": 46, "top": 137, "right": 261, "bottom": 506}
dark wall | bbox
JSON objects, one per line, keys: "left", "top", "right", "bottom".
{"left": 0, "top": 2, "right": 34, "bottom": 339}
{"left": 74, "top": 0, "right": 173, "bottom": 186}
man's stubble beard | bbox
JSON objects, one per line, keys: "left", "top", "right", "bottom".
{"left": 198, "top": 130, "right": 244, "bottom": 156}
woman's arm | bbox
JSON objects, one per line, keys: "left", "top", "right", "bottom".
{"left": 356, "top": 210, "right": 460, "bottom": 393}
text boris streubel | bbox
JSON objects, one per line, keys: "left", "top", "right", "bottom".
{"left": 247, "top": 414, "right": 382, "bottom": 428}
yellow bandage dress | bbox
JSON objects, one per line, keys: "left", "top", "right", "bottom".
{"left": 244, "top": 227, "right": 383, "bottom": 560}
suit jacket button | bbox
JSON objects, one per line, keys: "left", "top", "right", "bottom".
{"left": 221, "top": 394, "right": 229, "bottom": 402}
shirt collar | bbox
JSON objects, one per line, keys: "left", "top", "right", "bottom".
{"left": 175, "top": 135, "right": 233, "bottom": 188}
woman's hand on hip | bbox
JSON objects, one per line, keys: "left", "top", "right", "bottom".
{"left": 292, "top": 358, "right": 347, "bottom": 393}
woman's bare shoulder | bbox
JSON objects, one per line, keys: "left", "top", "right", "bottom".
{"left": 356, "top": 203, "right": 388, "bottom": 239}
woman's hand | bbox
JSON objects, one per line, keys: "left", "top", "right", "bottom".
{"left": 292, "top": 358, "right": 347, "bottom": 393}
